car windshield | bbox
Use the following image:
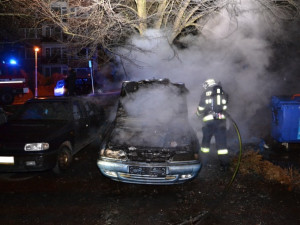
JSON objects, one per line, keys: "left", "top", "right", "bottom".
{"left": 111, "top": 82, "right": 192, "bottom": 147}
{"left": 12, "top": 101, "right": 71, "bottom": 121}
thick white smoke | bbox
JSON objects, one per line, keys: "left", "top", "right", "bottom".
{"left": 117, "top": 1, "right": 296, "bottom": 142}
{"left": 111, "top": 83, "right": 191, "bottom": 147}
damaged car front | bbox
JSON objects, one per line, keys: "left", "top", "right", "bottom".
{"left": 97, "top": 79, "right": 201, "bottom": 185}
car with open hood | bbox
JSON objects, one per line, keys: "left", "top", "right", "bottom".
{"left": 0, "top": 96, "right": 106, "bottom": 173}
{"left": 97, "top": 79, "right": 201, "bottom": 185}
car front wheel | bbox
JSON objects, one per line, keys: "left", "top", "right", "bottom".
{"left": 53, "top": 146, "right": 72, "bottom": 174}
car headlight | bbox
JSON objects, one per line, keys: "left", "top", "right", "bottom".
{"left": 100, "top": 149, "right": 127, "bottom": 160}
{"left": 24, "top": 143, "right": 49, "bottom": 151}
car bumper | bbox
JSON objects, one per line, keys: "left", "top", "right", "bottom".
{"left": 0, "top": 151, "right": 57, "bottom": 172}
{"left": 97, "top": 159, "right": 202, "bottom": 185}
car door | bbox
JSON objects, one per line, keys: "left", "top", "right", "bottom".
{"left": 72, "top": 100, "right": 90, "bottom": 153}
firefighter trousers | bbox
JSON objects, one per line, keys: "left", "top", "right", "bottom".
{"left": 201, "top": 119, "right": 229, "bottom": 166}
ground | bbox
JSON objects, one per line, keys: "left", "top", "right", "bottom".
{"left": 0, "top": 143, "right": 299, "bottom": 225}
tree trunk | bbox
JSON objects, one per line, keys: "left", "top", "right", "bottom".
{"left": 135, "top": 0, "right": 147, "bottom": 35}
{"left": 171, "top": 0, "right": 191, "bottom": 42}
{"left": 154, "top": 0, "right": 168, "bottom": 29}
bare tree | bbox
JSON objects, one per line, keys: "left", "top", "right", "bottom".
{"left": 116, "top": 0, "right": 299, "bottom": 41}
{"left": 3, "top": 0, "right": 299, "bottom": 60}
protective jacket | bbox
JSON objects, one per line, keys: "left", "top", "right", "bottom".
{"left": 196, "top": 84, "right": 228, "bottom": 121}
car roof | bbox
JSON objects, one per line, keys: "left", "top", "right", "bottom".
{"left": 26, "top": 96, "right": 78, "bottom": 103}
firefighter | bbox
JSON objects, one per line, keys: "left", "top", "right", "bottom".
{"left": 196, "top": 79, "right": 229, "bottom": 170}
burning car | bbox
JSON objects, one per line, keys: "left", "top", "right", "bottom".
{"left": 97, "top": 79, "right": 201, "bottom": 185}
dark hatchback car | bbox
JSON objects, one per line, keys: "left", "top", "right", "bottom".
{"left": 97, "top": 79, "right": 201, "bottom": 185}
{"left": 0, "top": 96, "right": 106, "bottom": 173}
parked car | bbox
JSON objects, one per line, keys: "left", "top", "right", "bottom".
{"left": 0, "top": 96, "right": 107, "bottom": 173}
{"left": 97, "top": 79, "right": 201, "bottom": 185}
{"left": 54, "top": 77, "right": 94, "bottom": 96}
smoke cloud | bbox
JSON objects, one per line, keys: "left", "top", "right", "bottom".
{"left": 111, "top": 83, "right": 192, "bottom": 147}
{"left": 117, "top": 1, "right": 299, "bottom": 143}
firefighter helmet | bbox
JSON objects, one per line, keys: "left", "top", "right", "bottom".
{"left": 203, "top": 79, "right": 217, "bottom": 89}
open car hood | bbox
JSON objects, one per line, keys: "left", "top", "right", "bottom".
{"left": 110, "top": 117, "right": 194, "bottom": 148}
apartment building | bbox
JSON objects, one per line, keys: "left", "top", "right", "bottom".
{"left": 1, "top": 0, "right": 97, "bottom": 81}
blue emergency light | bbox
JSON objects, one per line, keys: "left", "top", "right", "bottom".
{"left": 9, "top": 59, "right": 18, "bottom": 65}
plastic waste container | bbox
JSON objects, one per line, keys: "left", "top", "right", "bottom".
{"left": 271, "top": 94, "right": 300, "bottom": 143}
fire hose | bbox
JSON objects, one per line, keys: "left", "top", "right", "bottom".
{"left": 224, "top": 112, "right": 243, "bottom": 190}
{"left": 179, "top": 112, "right": 243, "bottom": 225}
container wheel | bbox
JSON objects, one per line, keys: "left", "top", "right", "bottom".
{"left": 53, "top": 146, "right": 72, "bottom": 174}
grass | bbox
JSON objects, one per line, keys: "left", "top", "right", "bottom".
{"left": 233, "top": 150, "right": 300, "bottom": 192}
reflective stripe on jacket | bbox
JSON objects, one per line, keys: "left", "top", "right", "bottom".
{"left": 203, "top": 113, "right": 226, "bottom": 122}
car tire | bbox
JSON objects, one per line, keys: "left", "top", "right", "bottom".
{"left": 0, "top": 92, "right": 14, "bottom": 105}
{"left": 53, "top": 146, "right": 73, "bottom": 174}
